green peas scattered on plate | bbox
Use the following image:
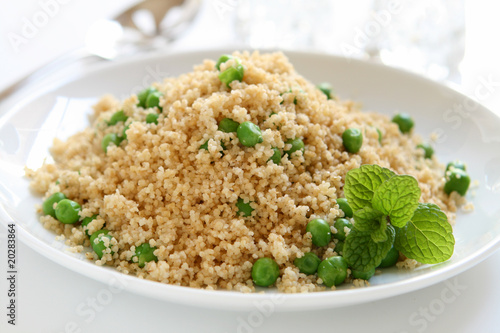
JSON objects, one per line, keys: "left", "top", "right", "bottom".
{"left": 251, "top": 257, "right": 280, "bottom": 287}
{"left": 284, "top": 138, "right": 305, "bottom": 156}
{"left": 336, "top": 198, "right": 353, "bottom": 218}
{"left": 378, "top": 246, "right": 399, "bottom": 268}
{"left": 317, "top": 256, "right": 348, "bottom": 287}
{"left": 90, "top": 230, "right": 114, "bottom": 259}
{"left": 102, "top": 133, "right": 122, "bottom": 153}
{"left": 268, "top": 147, "right": 281, "bottom": 165}
{"left": 217, "top": 56, "right": 244, "bottom": 88}
{"left": 236, "top": 198, "right": 254, "bottom": 217}
{"left": 218, "top": 118, "right": 240, "bottom": 133}
{"left": 137, "top": 87, "right": 157, "bottom": 108}
{"left": 146, "top": 113, "right": 159, "bottom": 125}
{"left": 417, "top": 143, "right": 434, "bottom": 159}
{"left": 108, "top": 110, "right": 128, "bottom": 126}
{"left": 134, "top": 243, "right": 158, "bottom": 268}
{"left": 392, "top": 113, "right": 414, "bottom": 134}
{"left": 146, "top": 91, "right": 163, "bottom": 109}
{"left": 42, "top": 192, "right": 67, "bottom": 218}
{"left": 55, "top": 199, "right": 81, "bottom": 224}
{"left": 294, "top": 252, "right": 321, "bottom": 275}
{"left": 351, "top": 267, "right": 375, "bottom": 280}
{"left": 342, "top": 128, "right": 363, "bottom": 153}
{"left": 444, "top": 168, "right": 470, "bottom": 196}
{"left": 333, "top": 218, "right": 352, "bottom": 241}
{"left": 237, "top": 121, "right": 263, "bottom": 147}
{"left": 200, "top": 139, "right": 226, "bottom": 152}
{"left": 121, "top": 124, "right": 130, "bottom": 140}
{"left": 306, "top": 218, "right": 332, "bottom": 247}
{"left": 446, "top": 160, "right": 467, "bottom": 172}
{"left": 81, "top": 214, "right": 98, "bottom": 237}
{"left": 215, "top": 54, "right": 233, "bottom": 71}
{"left": 316, "top": 82, "right": 333, "bottom": 99}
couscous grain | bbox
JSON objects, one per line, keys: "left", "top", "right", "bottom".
{"left": 26, "top": 51, "right": 465, "bottom": 292}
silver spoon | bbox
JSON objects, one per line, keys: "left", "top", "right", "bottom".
{"left": 0, "top": 0, "right": 201, "bottom": 101}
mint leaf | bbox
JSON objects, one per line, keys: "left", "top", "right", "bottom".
{"left": 395, "top": 203, "right": 455, "bottom": 264}
{"left": 344, "top": 165, "right": 395, "bottom": 211}
{"left": 353, "top": 207, "right": 384, "bottom": 232}
{"left": 353, "top": 207, "right": 388, "bottom": 243}
{"left": 344, "top": 224, "right": 395, "bottom": 272}
{"left": 372, "top": 175, "right": 421, "bottom": 228}
{"left": 371, "top": 220, "right": 388, "bottom": 243}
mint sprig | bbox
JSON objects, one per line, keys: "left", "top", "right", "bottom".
{"left": 344, "top": 165, "right": 395, "bottom": 211}
{"left": 352, "top": 207, "right": 384, "bottom": 233}
{"left": 343, "top": 225, "right": 395, "bottom": 272}
{"left": 372, "top": 175, "right": 421, "bottom": 227}
{"left": 343, "top": 165, "right": 455, "bottom": 272}
{"left": 395, "top": 203, "right": 455, "bottom": 264}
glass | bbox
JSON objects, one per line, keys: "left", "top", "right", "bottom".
{"left": 365, "top": 0, "right": 465, "bottom": 82}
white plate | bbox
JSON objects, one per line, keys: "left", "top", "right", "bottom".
{"left": 1, "top": 49, "right": 499, "bottom": 311}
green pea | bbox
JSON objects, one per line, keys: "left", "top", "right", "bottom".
{"left": 446, "top": 160, "right": 467, "bottom": 172}
{"left": 351, "top": 267, "right": 375, "bottom": 280}
{"left": 55, "top": 199, "right": 81, "bottom": 224}
{"left": 417, "top": 143, "right": 434, "bottom": 159}
{"left": 268, "top": 147, "right": 281, "bottom": 165}
{"left": 108, "top": 110, "right": 128, "bottom": 126}
{"left": 42, "top": 192, "right": 67, "bottom": 218}
{"left": 90, "top": 230, "right": 114, "bottom": 259}
{"left": 294, "top": 252, "right": 321, "bottom": 275}
{"left": 444, "top": 168, "right": 470, "bottom": 196}
{"left": 317, "top": 256, "right": 348, "bottom": 287}
{"left": 317, "top": 82, "right": 333, "bottom": 99}
{"left": 219, "top": 58, "right": 244, "bottom": 87}
{"left": 333, "top": 218, "right": 352, "bottom": 241}
{"left": 146, "top": 113, "right": 159, "bottom": 125}
{"left": 146, "top": 91, "right": 163, "bottom": 109}
{"left": 306, "top": 218, "right": 331, "bottom": 247}
{"left": 134, "top": 243, "right": 158, "bottom": 268}
{"left": 122, "top": 124, "right": 130, "bottom": 140}
{"left": 342, "top": 128, "right": 363, "bottom": 153}
{"left": 251, "top": 257, "right": 280, "bottom": 287}
{"left": 378, "top": 246, "right": 399, "bottom": 268}
{"left": 81, "top": 214, "right": 98, "bottom": 237}
{"left": 336, "top": 198, "right": 353, "bottom": 218}
{"left": 236, "top": 197, "right": 254, "bottom": 217}
{"left": 137, "top": 87, "right": 157, "bottom": 108}
{"left": 335, "top": 241, "right": 344, "bottom": 254}
{"left": 237, "top": 121, "right": 263, "bottom": 147}
{"left": 376, "top": 128, "right": 383, "bottom": 144}
{"left": 215, "top": 54, "right": 233, "bottom": 71}
{"left": 218, "top": 118, "right": 240, "bottom": 133}
{"left": 284, "top": 138, "right": 305, "bottom": 156}
{"left": 392, "top": 113, "right": 414, "bottom": 134}
{"left": 200, "top": 139, "right": 225, "bottom": 152}
{"left": 102, "top": 133, "right": 122, "bottom": 153}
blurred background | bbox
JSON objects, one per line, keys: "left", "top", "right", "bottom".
{"left": 0, "top": 0, "right": 499, "bottom": 111}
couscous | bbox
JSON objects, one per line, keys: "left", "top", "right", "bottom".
{"left": 26, "top": 51, "right": 469, "bottom": 293}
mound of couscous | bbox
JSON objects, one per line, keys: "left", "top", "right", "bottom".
{"left": 26, "top": 52, "right": 468, "bottom": 293}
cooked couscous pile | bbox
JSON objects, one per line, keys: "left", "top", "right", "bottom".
{"left": 26, "top": 51, "right": 465, "bottom": 293}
